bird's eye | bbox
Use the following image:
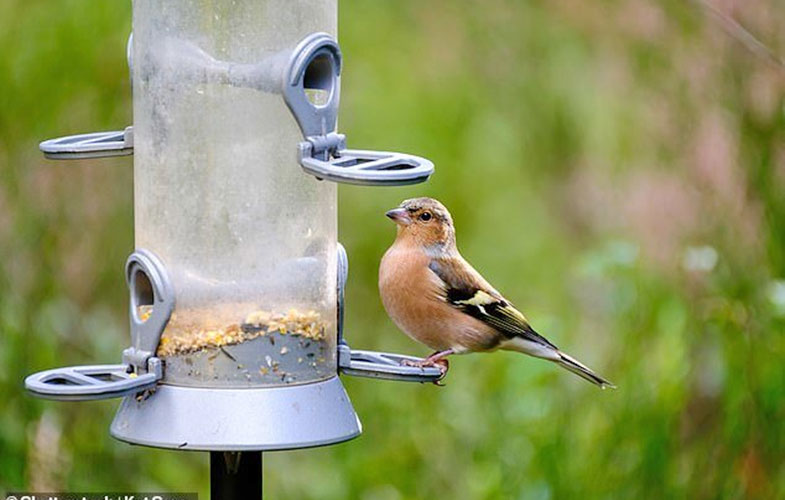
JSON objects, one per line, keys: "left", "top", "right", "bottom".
{"left": 419, "top": 212, "right": 432, "bottom": 222}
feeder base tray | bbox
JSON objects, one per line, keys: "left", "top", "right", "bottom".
{"left": 110, "top": 376, "right": 361, "bottom": 451}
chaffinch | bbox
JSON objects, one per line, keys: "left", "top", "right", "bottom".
{"left": 379, "top": 197, "right": 614, "bottom": 388}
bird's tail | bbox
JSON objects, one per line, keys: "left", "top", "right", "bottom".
{"left": 554, "top": 351, "right": 616, "bottom": 389}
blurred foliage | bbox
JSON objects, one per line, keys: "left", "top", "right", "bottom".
{"left": 2, "top": 0, "right": 785, "bottom": 498}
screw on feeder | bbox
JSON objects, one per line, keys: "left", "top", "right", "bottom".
{"left": 26, "top": 2, "right": 439, "bottom": 498}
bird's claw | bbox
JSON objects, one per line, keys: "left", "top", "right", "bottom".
{"left": 432, "top": 358, "right": 449, "bottom": 385}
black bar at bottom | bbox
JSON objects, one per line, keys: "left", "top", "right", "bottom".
{"left": 210, "top": 451, "right": 263, "bottom": 500}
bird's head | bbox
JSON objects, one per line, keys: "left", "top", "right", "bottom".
{"left": 385, "top": 197, "right": 456, "bottom": 252}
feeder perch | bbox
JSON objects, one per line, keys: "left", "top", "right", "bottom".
{"left": 27, "top": 0, "right": 440, "bottom": 465}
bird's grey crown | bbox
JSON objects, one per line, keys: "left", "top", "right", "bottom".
{"left": 400, "top": 197, "right": 453, "bottom": 225}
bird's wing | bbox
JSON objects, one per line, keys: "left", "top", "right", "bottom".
{"left": 428, "top": 257, "right": 558, "bottom": 350}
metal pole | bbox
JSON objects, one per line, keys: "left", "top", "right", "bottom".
{"left": 210, "top": 451, "right": 263, "bottom": 500}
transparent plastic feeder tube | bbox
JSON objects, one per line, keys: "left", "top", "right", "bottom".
{"left": 132, "top": 0, "right": 338, "bottom": 388}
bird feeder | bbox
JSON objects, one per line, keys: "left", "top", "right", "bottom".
{"left": 25, "top": 0, "right": 440, "bottom": 494}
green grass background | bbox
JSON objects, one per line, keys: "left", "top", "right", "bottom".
{"left": 2, "top": 0, "right": 785, "bottom": 498}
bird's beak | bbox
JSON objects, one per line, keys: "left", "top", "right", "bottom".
{"left": 385, "top": 207, "right": 412, "bottom": 226}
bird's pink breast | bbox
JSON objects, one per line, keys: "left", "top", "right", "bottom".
{"left": 379, "top": 245, "right": 493, "bottom": 353}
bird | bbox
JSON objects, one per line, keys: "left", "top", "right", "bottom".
{"left": 379, "top": 197, "right": 615, "bottom": 388}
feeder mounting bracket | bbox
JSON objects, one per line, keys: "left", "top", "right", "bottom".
{"left": 122, "top": 249, "right": 174, "bottom": 375}
{"left": 284, "top": 33, "right": 434, "bottom": 186}
{"left": 25, "top": 249, "right": 172, "bottom": 401}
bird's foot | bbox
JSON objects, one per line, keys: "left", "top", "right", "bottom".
{"left": 401, "top": 351, "right": 451, "bottom": 385}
